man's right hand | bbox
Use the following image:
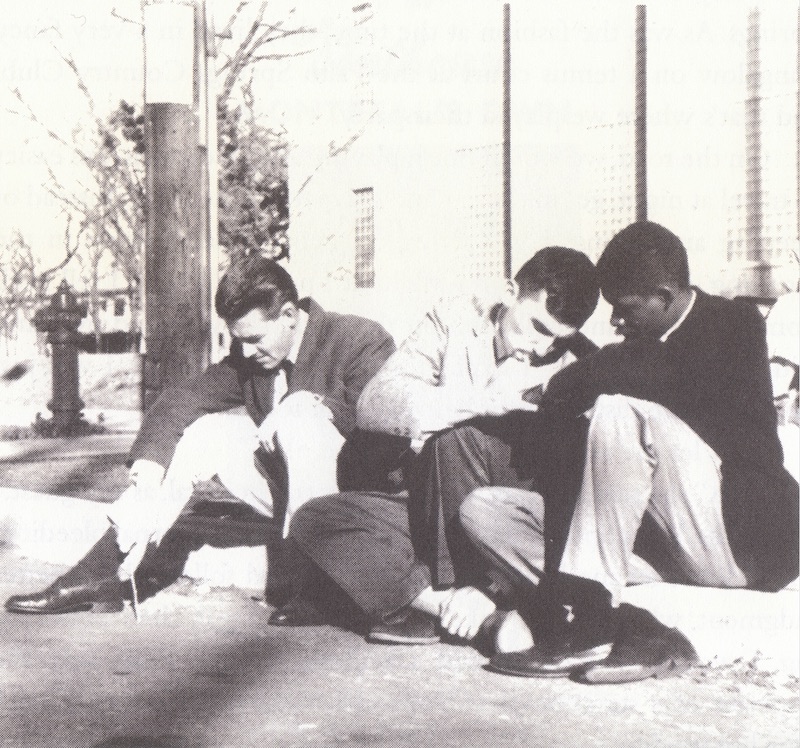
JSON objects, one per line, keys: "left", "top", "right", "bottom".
{"left": 438, "top": 586, "right": 497, "bottom": 640}
{"left": 110, "top": 460, "right": 166, "bottom": 580}
{"left": 480, "top": 355, "right": 543, "bottom": 417}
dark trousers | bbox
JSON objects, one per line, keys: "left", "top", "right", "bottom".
{"left": 290, "top": 413, "right": 578, "bottom": 618}
{"left": 289, "top": 491, "right": 428, "bottom": 620}
{"left": 406, "top": 414, "right": 547, "bottom": 588}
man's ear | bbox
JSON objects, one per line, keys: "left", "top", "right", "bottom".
{"left": 279, "top": 301, "right": 299, "bottom": 327}
{"left": 503, "top": 279, "right": 519, "bottom": 305}
{"left": 655, "top": 286, "right": 675, "bottom": 308}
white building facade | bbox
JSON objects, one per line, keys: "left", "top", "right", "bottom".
{"left": 268, "top": 2, "right": 800, "bottom": 339}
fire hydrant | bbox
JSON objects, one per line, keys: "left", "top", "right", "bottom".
{"left": 33, "top": 280, "right": 87, "bottom": 435}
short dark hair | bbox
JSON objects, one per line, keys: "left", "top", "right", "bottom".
{"left": 597, "top": 221, "right": 690, "bottom": 299}
{"left": 514, "top": 246, "right": 599, "bottom": 328}
{"left": 214, "top": 255, "right": 299, "bottom": 321}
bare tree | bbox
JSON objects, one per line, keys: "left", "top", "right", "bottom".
{"left": 9, "top": 41, "right": 146, "bottom": 348}
{"left": 3, "top": 2, "right": 318, "bottom": 349}
{"left": 215, "top": 1, "right": 316, "bottom": 103}
{"left": 0, "top": 230, "right": 84, "bottom": 354}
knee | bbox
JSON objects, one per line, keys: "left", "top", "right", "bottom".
{"left": 589, "top": 394, "right": 637, "bottom": 435}
{"left": 429, "top": 421, "right": 481, "bottom": 456}
{"left": 462, "top": 487, "right": 545, "bottom": 542}
{"left": 176, "top": 413, "right": 227, "bottom": 453}
{"left": 459, "top": 488, "right": 501, "bottom": 539}
{"left": 287, "top": 494, "right": 333, "bottom": 543}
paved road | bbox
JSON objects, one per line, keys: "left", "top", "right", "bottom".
{"left": 2, "top": 554, "right": 797, "bottom": 748}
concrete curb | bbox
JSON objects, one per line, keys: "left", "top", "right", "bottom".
{"left": 1, "top": 485, "right": 797, "bottom": 676}
{"left": 0, "top": 487, "right": 266, "bottom": 592}
{"left": 622, "top": 582, "right": 799, "bottom": 676}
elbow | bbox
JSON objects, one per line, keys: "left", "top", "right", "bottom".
{"left": 356, "top": 385, "right": 417, "bottom": 439}
{"left": 356, "top": 385, "right": 378, "bottom": 431}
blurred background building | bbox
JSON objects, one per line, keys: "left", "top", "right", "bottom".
{"left": 275, "top": 1, "right": 798, "bottom": 341}
{"left": 1, "top": 1, "right": 797, "bottom": 351}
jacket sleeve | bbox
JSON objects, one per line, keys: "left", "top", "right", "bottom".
{"left": 357, "top": 301, "right": 502, "bottom": 442}
{"left": 356, "top": 303, "right": 455, "bottom": 440}
{"left": 539, "top": 339, "right": 666, "bottom": 418}
{"left": 708, "top": 299, "right": 779, "bottom": 464}
{"left": 322, "top": 319, "right": 396, "bottom": 438}
{"left": 128, "top": 360, "right": 246, "bottom": 468}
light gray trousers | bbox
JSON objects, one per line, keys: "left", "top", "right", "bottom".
{"left": 460, "top": 394, "right": 747, "bottom": 605}
{"left": 109, "top": 407, "right": 344, "bottom": 548}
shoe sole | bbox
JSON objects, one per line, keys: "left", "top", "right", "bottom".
{"left": 367, "top": 632, "right": 440, "bottom": 645}
{"left": 486, "top": 662, "right": 575, "bottom": 678}
{"left": 487, "top": 644, "right": 613, "bottom": 678}
{"left": 574, "top": 657, "right": 696, "bottom": 685}
{"left": 6, "top": 600, "right": 124, "bottom": 615}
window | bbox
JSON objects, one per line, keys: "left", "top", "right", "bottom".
{"left": 353, "top": 3, "right": 375, "bottom": 110}
{"left": 114, "top": 298, "right": 126, "bottom": 317}
{"left": 455, "top": 144, "right": 505, "bottom": 282}
{"left": 354, "top": 187, "right": 375, "bottom": 288}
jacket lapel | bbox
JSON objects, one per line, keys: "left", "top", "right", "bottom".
{"left": 289, "top": 298, "right": 326, "bottom": 392}
{"left": 465, "top": 309, "right": 498, "bottom": 387}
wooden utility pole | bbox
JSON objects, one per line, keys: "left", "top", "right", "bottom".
{"left": 142, "top": 0, "right": 212, "bottom": 409}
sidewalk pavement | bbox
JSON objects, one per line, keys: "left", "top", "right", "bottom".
{"left": 1, "top": 435, "right": 798, "bottom": 678}
{"left": 0, "top": 406, "right": 142, "bottom": 434}
{"left": 5, "top": 553, "right": 796, "bottom": 748}
{"left": 0, "top": 431, "right": 137, "bottom": 463}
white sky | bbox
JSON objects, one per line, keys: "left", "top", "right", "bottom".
{"left": 0, "top": 1, "right": 145, "bottom": 267}
{"left": 0, "top": 0, "right": 311, "bottom": 274}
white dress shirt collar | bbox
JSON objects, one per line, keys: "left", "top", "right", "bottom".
{"left": 660, "top": 289, "right": 697, "bottom": 342}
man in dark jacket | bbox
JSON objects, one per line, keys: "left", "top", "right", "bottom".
{"left": 463, "top": 222, "right": 799, "bottom": 682}
{"left": 6, "top": 256, "right": 395, "bottom": 615}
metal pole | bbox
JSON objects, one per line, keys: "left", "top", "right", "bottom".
{"left": 502, "top": 3, "right": 512, "bottom": 278}
{"left": 744, "top": 7, "right": 765, "bottom": 295}
{"left": 205, "top": 5, "right": 225, "bottom": 364}
{"left": 634, "top": 5, "right": 647, "bottom": 222}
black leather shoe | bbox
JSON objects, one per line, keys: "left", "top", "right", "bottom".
{"left": 268, "top": 598, "right": 327, "bottom": 627}
{"left": 367, "top": 607, "right": 440, "bottom": 645}
{"left": 5, "top": 579, "right": 125, "bottom": 615}
{"left": 573, "top": 625, "right": 699, "bottom": 684}
{"left": 488, "top": 637, "right": 613, "bottom": 677}
{"left": 487, "top": 572, "right": 619, "bottom": 677}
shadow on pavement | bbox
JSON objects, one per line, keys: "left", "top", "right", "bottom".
{"left": 85, "top": 627, "right": 330, "bottom": 747}
{"left": 93, "top": 737, "right": 199, "bottom": 748}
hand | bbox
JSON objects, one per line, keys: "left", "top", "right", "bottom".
{"left": 775, "top": 390, "right": 799, "bottom": 427}
{"left": 481, "top": 356, "right": 543, "bottom": 417}
{"left": 128, "top": 459, "right": 166, "bottom": 491}
{"left": 258, "top": 391, "right": 332, "bottom": 451}
{"left": 438, "top": 586, "right": 497, "bottom": 640}
{"left": 106, "top": 460, "right": 167, "bottom": 579}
